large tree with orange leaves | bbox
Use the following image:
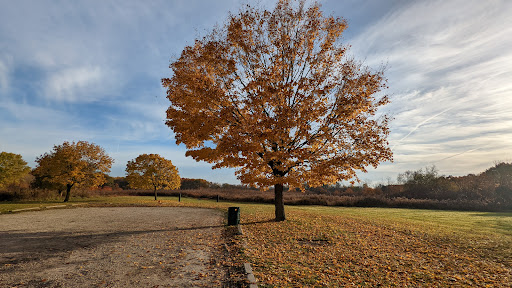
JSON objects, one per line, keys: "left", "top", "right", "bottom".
{"left": 34, "top": 141, "right": 113, "bottom": 202}
{"left": 163, "top": 0, "right": 392, "bottom": 221}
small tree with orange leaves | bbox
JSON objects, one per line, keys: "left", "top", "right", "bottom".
{"left": 0, "top": 152, "right": 31, "bottom": 189}
{"left": 125, "top": 154, "right": 180, "bottom": 200}
{"left": 34, "top": 141, "right": 113, "bottom": 202}
{"left": 163, "top": 0, "right": 392, "bottom": 221}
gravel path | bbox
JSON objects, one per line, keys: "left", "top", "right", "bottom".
{"left": 0, "top": 207, "right": 229, "bottom": 287}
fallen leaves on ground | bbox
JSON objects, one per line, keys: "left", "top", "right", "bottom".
{"left": 241, "top": 209, "right": 512, "bottom": 287}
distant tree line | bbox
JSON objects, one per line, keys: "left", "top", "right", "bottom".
{"left": 303, "top": 163, "right": 512, "bottom": 209}
{"left": 395, "top": 163, "right": 512, "bottom": 204}
{"left": 97, "top": 177, "right": 252, "bottom": 191}
{"left": 2, "top": 144, "right": 511, "bottom": 210}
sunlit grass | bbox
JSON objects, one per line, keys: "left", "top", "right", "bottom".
{"left": 0, "top": 200, "right": 70, "bottom": 213}
{"left": 294, "top": 206, "right": 512, "bottom": 237}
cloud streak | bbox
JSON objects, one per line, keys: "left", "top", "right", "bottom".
{"left": 0, "top": 56, "right": 10, "bottom": 92}
{"left": 347, "top": 0, "right": 512, "bottom": 183}
{"left": 392, "top": 106, "right": 453, "bottom": 150}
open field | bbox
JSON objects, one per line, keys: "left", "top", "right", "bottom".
{"left": 1, "top": 196, "right": 511, "bottom": 287}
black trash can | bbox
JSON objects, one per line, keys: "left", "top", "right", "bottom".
{"left": 228, "top": 207, "right": 240, "bottom": 226}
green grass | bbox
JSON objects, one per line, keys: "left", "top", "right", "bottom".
{"left": 0, "top": 196, "right": 180, "bottom": 213}
{"left": 0, "top": 199, "right": 72, "bottom": 213}
{"left": 295, "top": 206, "right": 512, "bottom": 237}
{"left": 2, "top": 196, "right": 511, "bottom": 286}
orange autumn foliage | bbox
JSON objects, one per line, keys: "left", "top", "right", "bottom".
{"left": 0, "top": 152, "right": 31, "bottom": 189}
{"left": 163, "top": 0, "right": 392, "bottom": 220}
{"left": 125, "top": 153, "right": 180, "bottom": 201}
{"left": 33, "top": 141, "right": 113, "bottom": 202}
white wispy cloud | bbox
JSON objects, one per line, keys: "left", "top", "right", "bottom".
{"left": 0, "top": 55, "right": 12, "bottom": 92}
{"left": 392, "top": 106, "right": 453, "bottom": 149}
{"left": 347, "top": 0, "right": 512, "bottom": 182}
{"left": 45, "top": 66, "right": 105, "bottom": 102}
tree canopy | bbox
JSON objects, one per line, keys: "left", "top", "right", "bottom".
{"left": 33, "top": 141, "right": 113, "bottom": 202}
{"left": 162, "top": 0, "right": 392, "bottom": 221}
{"left": 125, "top": 153, "right": 180, "bottom": 200}
{"left": 0, "top": 152, "right": 31, "bottom": 189}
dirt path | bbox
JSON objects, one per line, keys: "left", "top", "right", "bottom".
{"left": 0, "top": 207, "right": 229, "bottom": 287}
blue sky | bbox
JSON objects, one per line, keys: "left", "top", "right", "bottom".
{"left": 1, "top": 0, "right": 511, "bottom": 185}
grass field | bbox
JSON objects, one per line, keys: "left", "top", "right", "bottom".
{"left": 1, "top": 196, "right": 511, "bottom": 287}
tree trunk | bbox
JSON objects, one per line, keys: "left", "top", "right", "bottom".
{"left": 154, "top": 187, "right": 158, "bottom": 201}
{"left": 274, "top": 183, "right": 286, "bottom": 221}
{"left": 64, "top": 184, "right": 72, "bottom": 202}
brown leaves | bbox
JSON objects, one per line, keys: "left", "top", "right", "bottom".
{"left": 163, "top": 0, "right": 392, "bottom": 192}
